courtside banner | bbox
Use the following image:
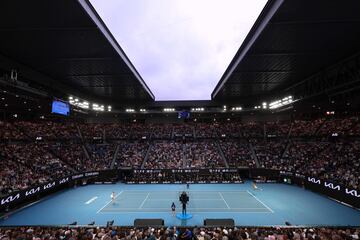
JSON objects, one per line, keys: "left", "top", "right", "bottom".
{"left": 280, "top": 171, "right": 359, "bottom": 208}
{"left": 133, "top": 168, "right": 239, "bottom": 174}
{"left": 305, "top": 176, "right": 360, "bottom": 209}
{"left": 0, "top": 171, "right": 100, "bottom": 209}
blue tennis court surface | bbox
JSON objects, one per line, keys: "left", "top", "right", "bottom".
{"left": 99, "top": 190, "right": 272, "bottom": 213}
{"left": 1, "top": 182, "right": 359, "bottom": 226}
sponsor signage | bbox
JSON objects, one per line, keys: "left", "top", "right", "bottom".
{"left": 0, "top": 171, "right": 99, "bottom": 208}
{"left": 133, "top": 168, "right": 239, "bottom": 174}
{"left": 345, "top": 189, "right": 360, "bottom": 198}
{"left": 305, "top": 176, "right": 359, "bottom": 208}
{"left": 2, "top": 168, "right": 358, "bottom": 211}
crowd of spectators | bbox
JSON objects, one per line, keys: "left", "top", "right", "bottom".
{"left": 240, "top": 122, "right": 264, "bottom": 138}
{"left": 184, "top": 141, "right": 225, "bottom": 168}
{"left": 1, "top": 117, "right": 359, "bottom": 144}
{"left": 318, "top": 117, "right": 357, "bottom": 136}
{"left": 252, "top": 140, "right": 287, "bottom": 170}
{"left": 0, "top": 116, "right": 359, "bottom": 194}
{"left": 104, "top": 123, "right": 152, "bottom": 140}
{"left": 0, "top": 226, "right": 359, "bottom": 240}
{"left": 104, "top": 124, "right": 131, "bottom": 140}
{"left": 259, "top": 140, "right": 359, "bottom": 190}
{"left": 0, "top": 121, "right": 26, "bottom": 140}
{"left": 86, "top": 144, "right": 116, "bottom": 170}
{"left": 195, "top": 123, "right": 219, "bottom": 138}
{"left": 79, "top": 124, "right": 104, "bottom": 140}
{"left": 150, "top": 124, "right": 173, "bottom": 139}
{"left": 50, "top": 143, "right": 88, "bottom": 172}
{"left": 264, "top": 121, "right": 290, "bottom": 137}
{"left": 0, "top": 143, "right": 73, "bottom": 195}
{"left": 115, "top": 141, "right": 149, "bottom": 168}
{"left": 348, "top": 119, "right": 360, "bottom": 136}
{"left": 173, "top": 124, "right": 194, "bottom": 137}
{"left": 219, "top": 140, "right": 255, "bottom": 168}
{"left": 290, "top": 119, "right": 324, "bottom": 137}
{"left": 128, "top": 171, "right": 241, "bottom": 183}
{"left": 218, "top": 122, "right": 242, "bottom": 138}
{"left": 14, "top": 121, "right": 79, "bottom": 140}
{"left": 317, "top": 141, "right": 360, "bottom": 189}
{"left": 145, "top": 141, "right": 183, "bottom": 169}
{"left": 281, "top": 141, "right": 330, "bottom": 173}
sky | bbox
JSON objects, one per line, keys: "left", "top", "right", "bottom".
{"left": 90, "top": 0, "right": 268, "bottom": 100}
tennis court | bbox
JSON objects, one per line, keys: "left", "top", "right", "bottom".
{"left": 98, "top": 190, "right": 273, "bottom": 213}
{"left": 1, "top": 182, "right": 359, "bottom": 226}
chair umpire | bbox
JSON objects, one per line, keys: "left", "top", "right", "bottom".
{"left": 179, "top": 191, "right": 189, "bottom": 215}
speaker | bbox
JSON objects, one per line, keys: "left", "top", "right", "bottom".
{"left": 204, "top": 219, "right": 234, "bottom": 227}
{"left": 134, "top": 219, "right": 164, "bottom": 227}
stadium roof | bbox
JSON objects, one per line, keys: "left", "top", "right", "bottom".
{"left": 0, "top": 0, "right": 154, "bottom": 106}
{"left": 212, "top": 0, "right": 360, "bottom": 103}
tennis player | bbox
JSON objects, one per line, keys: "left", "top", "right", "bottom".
{"left": 111, "top": 191, "right": 116, "bottom": 204}
{"left": 253, "top": 181, "right": 259, "bottom": 190}
{"left": 252, "top": 181, "right": 262, "bottom": 191}
{"left": 171, "top": 202, "right": 176, "bottom": 216}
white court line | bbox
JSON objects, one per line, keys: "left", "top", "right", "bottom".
{"left": 247, "top": 190, "right": 274, "bottom": 213}
{"left": 122, "top": 190, "right": 249, "bottom": 192}
{"left": 85, "top": 196, "right": 98, "bottom": 204}
{"left": 218, "top": 192, "right": 230, "bottom": 209}
{"left": 144, "top": 198, "right": 223, "bottom": 201}
{"left": 102, "top": 207, "right": 269, "bottom": 210}
{"left": 96, "top": 191, "right": 123, "bottom": 213}
{"left": 98, "top": 211, "right": 272, "bottom": 214}
{"left": 138, "top": 193, "right": 150, "bottom": 209}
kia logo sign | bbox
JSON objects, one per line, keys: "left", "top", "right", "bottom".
{"left": 324, "top": 182, "right": 341, "bottom": 191}
{"left": 1, "top": 193, "right": 20, "bottom": 205}
{"left": 25, "top": 187, "right": 41, "bottom": 196}
{"left": 59, "top": 177, "right": 69, "bottom": 184}
{"left": 307, "top": 177, "right": 321, "bottom": 184}
{"left": 345, "top": 189, "right": 360, "bottom": 197}
{"left": 43, "top": 182, "right": 56, "bottom": 190}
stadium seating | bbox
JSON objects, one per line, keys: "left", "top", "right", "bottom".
{"left": 0, "top": 116, "right": 359, "bottom": 193}
{"left": 0, "top": 226, "right": 358, "bottom": 240}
